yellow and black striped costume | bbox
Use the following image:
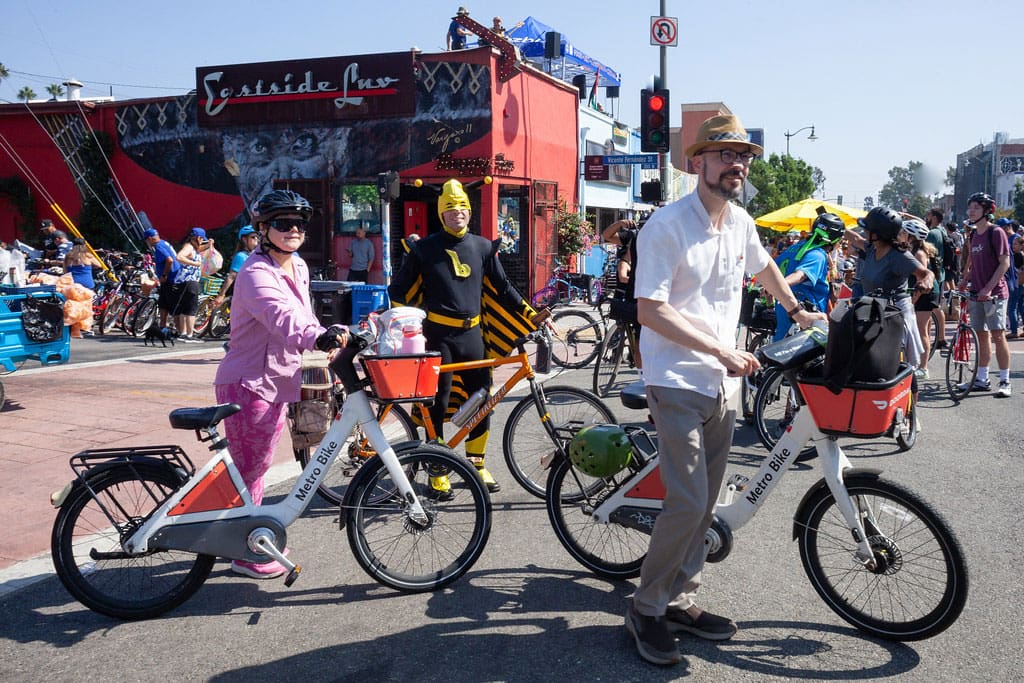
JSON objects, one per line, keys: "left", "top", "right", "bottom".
{"left": 390, "top": 232, "right": 537, "bottom": 447}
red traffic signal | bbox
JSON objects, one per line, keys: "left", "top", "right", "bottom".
{"left": 640, "top": 89, "right": 670, "bottom": 153}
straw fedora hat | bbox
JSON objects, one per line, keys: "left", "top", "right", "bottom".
{"left": 685, "top": 115, "right": 762, "bottom": 158}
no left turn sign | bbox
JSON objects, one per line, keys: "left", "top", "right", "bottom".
{"left": 650, "top": 16, "right": 678, "bottom": 47}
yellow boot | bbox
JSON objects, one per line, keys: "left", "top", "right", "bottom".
{"left": 468, "top": 455, "right": 500, "bottom": 493}
{"left": 429, "top": 474, "right": 454, "bottom": 501}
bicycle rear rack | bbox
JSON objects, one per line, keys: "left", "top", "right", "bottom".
{"left": 69, "top": 445, "right": 196, "bottom": 481}
{"left": 67, "top": 446, "right": 197, "bottom": 533}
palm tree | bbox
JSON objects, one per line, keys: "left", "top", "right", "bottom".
{"left": 0, "top": 63, "right": 9, "bottom": 83}
{"left": 17, "top": 86, "right": 37, "bottom": 102}
{"left": 46, "top": 83, "right": 64, "bottom": 100}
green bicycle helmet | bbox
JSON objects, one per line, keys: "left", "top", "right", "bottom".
{"left": 569, "top": 424, "right": 632, "bottom": 477}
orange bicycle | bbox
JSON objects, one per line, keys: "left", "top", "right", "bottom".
{"left": 297, "top": 330, "right": 616, "bottom": 502}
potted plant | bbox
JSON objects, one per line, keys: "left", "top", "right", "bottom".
{"left": 555, "top": 201, "right": 594, "bottom": 267}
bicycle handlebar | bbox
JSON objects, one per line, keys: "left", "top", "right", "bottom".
{"left": 328, "top": 328, "right": 374, "bottom": 395}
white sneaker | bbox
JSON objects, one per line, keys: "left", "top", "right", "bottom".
{"left": 914, "top": 368, "right": 929, "bottom": 380}
{"left": 957, "top": 378, "right": 990, "bottom": 393}
{"left": 996, "top": 381, "right": 1012, "bottom": 398}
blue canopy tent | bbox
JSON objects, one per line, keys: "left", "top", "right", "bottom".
{"left": 501, "top": 16, "right": 621, "bottom": 89}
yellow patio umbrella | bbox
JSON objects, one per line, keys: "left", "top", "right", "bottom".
{"left": 755, "top": 198, "right": 866, "bottom": 232}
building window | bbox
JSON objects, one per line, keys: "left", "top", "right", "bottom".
{"left": 335, "top": 183, "right": 382, "bottom": 235}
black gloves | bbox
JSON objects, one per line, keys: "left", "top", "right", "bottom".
{"left": 315, "top": 325, "right": 347, "bottom": 352}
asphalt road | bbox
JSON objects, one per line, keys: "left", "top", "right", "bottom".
{"left": 1, "top": 336, "right": 1022, "bottom": 682}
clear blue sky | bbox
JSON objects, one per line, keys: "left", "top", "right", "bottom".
{"left": 3, "top": 0, "right": 1021, "bottom": 210}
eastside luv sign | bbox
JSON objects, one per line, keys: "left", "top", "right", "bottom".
{"left": 196, "top": 52, "right": 416, "bottom": 127}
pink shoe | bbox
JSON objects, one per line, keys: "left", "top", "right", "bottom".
{"left": 230, "top": 548, "right": 289, "bottom": 579}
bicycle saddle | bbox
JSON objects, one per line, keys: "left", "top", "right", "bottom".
{"left": 620, "top": 381, "right": 648, "bottom": 410}
{"left": 169, "top": 403, "right": 242, "bottom": 430}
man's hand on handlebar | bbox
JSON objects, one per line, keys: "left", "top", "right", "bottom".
{"left": 792, "top": 308, "right": 826, "bottom": 330}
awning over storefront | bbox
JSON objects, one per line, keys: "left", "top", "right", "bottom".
{"left": 504, "top": 16, "right": 621, "bottom": 88}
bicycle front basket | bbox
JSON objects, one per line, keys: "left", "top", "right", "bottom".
{"left": 361, "top": 352, "right": 442, "bottom": 401}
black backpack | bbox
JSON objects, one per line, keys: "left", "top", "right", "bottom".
{"left": 942, "top": 230, "right": 958, "bottom": 273}
{"left": 821, "top": 296, "right": 904, "bottom": 393}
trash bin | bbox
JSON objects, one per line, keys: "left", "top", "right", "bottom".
{"left": 350, "top": 284, "right": 390, "bottom": 324}
{"left": 309, "top": 281, "right": 353, "bottom": 327}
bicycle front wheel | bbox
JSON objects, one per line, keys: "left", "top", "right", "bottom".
{"left": 796, "top": 474, "right": 968, "bottom": 641}
{"left": 345, "top": 443, "right": 491, "bottom": 592}
{"left": 502, "top": 386, "right": 616, "bottom": 498}
{"left": 945, "top": 326, "right": 979, "bottom": 401}
{"left": 51, "top": 464, "right": 214, "bottom": 620}
{"left": 741, "top": 331, "right": 771, "bottom": 424}
{"left": 546, "top": 456, "right": 647, "bottom": 579}
{"left": 753, "top": 366, "right": 816, "bottom": 460}
{"left": 549, "top": 309, "right": 603, "bottom": 369}
{"left": 297, "top": 402, "right": 418, "bottom": 506}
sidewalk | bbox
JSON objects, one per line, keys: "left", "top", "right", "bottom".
{"left": 0, "top": 346, "right": 302, "bottom": 592}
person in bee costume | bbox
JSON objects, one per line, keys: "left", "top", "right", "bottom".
{"left": 389, "top": 179, "right": 542, "bottom": 494}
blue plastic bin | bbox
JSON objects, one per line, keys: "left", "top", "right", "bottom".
{"left": 349, "top": 284, "right": 389, "bottom": 324}
{"left": 0, "top": 291, "right": 71, "bottom": 372}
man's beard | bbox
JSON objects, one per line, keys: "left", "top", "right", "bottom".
{"left": 703, "top": 166, "right": 744, "bottom": 200}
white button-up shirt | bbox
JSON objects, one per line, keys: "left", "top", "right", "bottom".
{"left": 635, "top": 191, "right": 771, "bottom": 399}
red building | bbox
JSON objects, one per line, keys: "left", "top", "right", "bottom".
{"left": 0, "top": 45, "right": 578, "bottom": 295}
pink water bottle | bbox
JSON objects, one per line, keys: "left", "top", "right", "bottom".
{"left": 400, "top": 324, "right": 426, "bottom": 354}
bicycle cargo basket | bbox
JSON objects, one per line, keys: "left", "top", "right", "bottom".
{"left": 361, "top": 352, "right": 441, "bottom": 401}
{"left": 797, "top": 364, "right": 913, "bottom": 438}
{"left": 200, "top": 276, "right": 222, "bottom": 296}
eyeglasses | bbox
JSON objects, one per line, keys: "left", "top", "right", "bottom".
{"left": 267, "top": 218, "right": 308, "bottom": 233}
{"left": 701, "top": 148, "right": 757, "bottom": 165}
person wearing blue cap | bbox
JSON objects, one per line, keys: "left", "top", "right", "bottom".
{"left": 144, "top": 227, "right": 181, "bottom": 328}
{"left": 214, "top": 225, "right": 258, "bottom": 309}
{"left": 172, "top": 227, "right": 209, "bottom": 341}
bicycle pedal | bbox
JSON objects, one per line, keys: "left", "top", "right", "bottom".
{"left": 727, "top": 473, "right": 749, "bottom": 491}
{"left": 284, "top": 565, "right": 301, "bottom": 587}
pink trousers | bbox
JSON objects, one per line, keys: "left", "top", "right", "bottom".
{"left": 214, "top": 383, "right": 288, "bottom": 505}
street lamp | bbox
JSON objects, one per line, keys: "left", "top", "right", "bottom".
{"left": 784, "top": 125, "right": 817, "bottom": 156}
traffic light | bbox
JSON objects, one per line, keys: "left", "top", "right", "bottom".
{"left": 640, "top": 89, "right": 670, "bottom": 153}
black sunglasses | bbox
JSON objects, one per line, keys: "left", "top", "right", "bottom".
{"left": 267, "top": 218, "right": 308, "bottom": 233}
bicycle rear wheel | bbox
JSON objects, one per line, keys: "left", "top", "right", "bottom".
{"left": 345, "top": 443, "right": 491, "bottom": 592}
{"left": 549, "top": 309, "right": 603, "bottom": 369}
{"left": 296, "top": 402, "right": 418, "bottom": 506}
{"left": 127, "top": 297, "right": 158, "bottom": 336}
{"left": 51, "top": 464, "right": 214, "bottom": 620}
{"left": 945, "top": 326, "right": 978, "bottom": 401}
{"left": 593, "top": 323, "right": 630, "bottom": 398}
{"left": 531, "top": 286, "right": 559, "bottom": 309}
{"left": 193, "top": 297, "right": 217, "bottom": 337}
{"left": 98, "top": 293, "right": 128, "bottom": 335}
{"left": 546, "top": 456, "right": 647, "bottom": 579}
{"left": 207, "top": 301, "right": 231, "bottom": 339}
{"left": 796, "top": 474, "right": 968, "bottom": 641}
{"left": 501, "top": 386, "right": 616, "bottom": 498}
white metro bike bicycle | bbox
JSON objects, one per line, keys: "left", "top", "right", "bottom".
{"left": 50, "top": 330, "right": 491, "bottom": 620}
{"left": 547, "top": 326, "right": 968, "bottom": 641}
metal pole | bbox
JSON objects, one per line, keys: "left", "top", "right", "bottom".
{"left": 659, "top": 0, "right": 670, "bottom": 202}
{"left": 381, "top": 199, "right": 392, "bottom": 285}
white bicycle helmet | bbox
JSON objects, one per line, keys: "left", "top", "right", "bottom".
{"left": 901, "top": 218, "right": 929, "bottom": 241}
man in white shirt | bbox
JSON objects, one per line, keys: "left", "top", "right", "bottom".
{"left": 626, "top": 115, "right": 822, "bottom": 666}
